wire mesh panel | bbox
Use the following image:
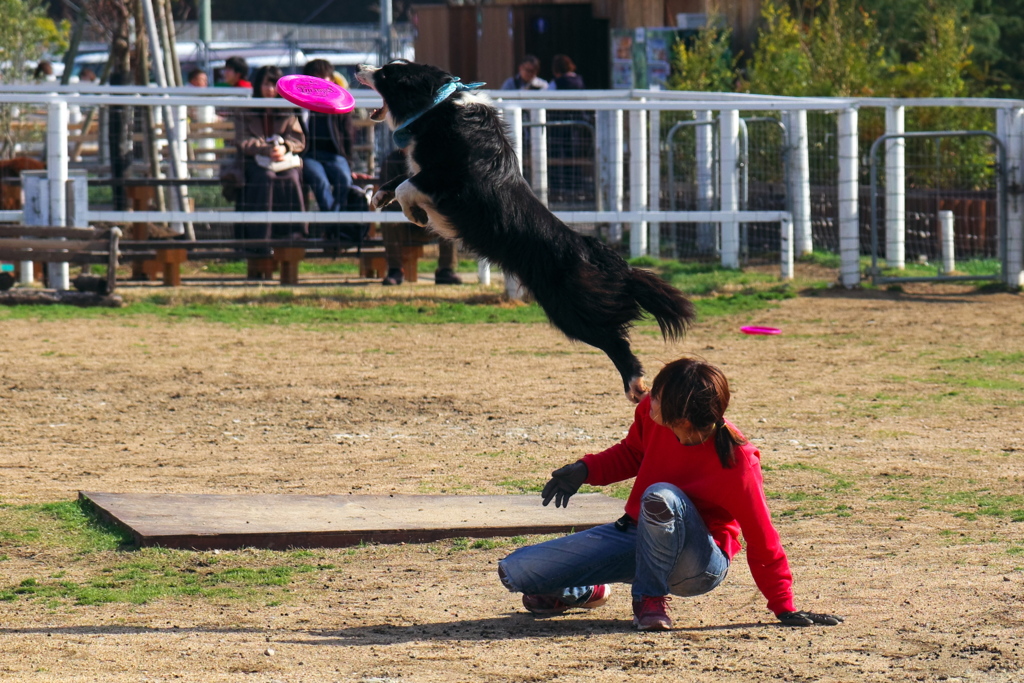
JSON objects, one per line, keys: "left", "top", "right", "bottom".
{"left": 868, "top": 126, "right": 1004, "bottom": 279}
{"left": 740, "top": 115, "right": 788, "bottom": 265}
{"left": 807, "top": 110, "right": 840, "bottom": 254}
{"left": 658, "top": 110, "right": 719, "bottom": 261}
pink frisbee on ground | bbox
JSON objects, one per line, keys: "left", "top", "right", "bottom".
{"left": 276, "top": 75, "right": 355, "bottom": 114}
{"left": 741, "top": 326, "right": 781, "bottom": 335}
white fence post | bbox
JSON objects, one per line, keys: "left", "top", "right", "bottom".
{"left": 504, "top": 106, "right": 526, "bottom": 300}
{"left": 939, "top": 210, "right": 955, "bottom": 274}
{"left": 20, "top": 171, "right": 48, "bottom": 285}
{"left": 885, "top": 105, "right": 906, "bottom": 269}
{"left": 194, "top": 105, "right": 216, "bottom": 177}
{"left": 838, "top": 108, "right": 860, "bottom": 288}
{"left": 781, "top": 213, "right": 794, "bottom": 280}
{"left": 46, "top": 100, "right": 69, "bottom": 291}
{"left": 787, "top": 109, "right": 813, "bottom": 256}
{"left": 609, "top": 109, "right": 624, "bottom": 244}
{"left": 629, "top": 107, "right": 648, "bottom": 258}
{"left": 648, "top": 105, "right": 661, "bottom": 258}
{"left": 999, "top": 107, "right": 1024, "bottom": 288}
{"left": 719, "top": 109, "right": 740, "bottom": 269}
{"left": 695, "top": 110, "right": 716, "bottom": 254}
{"left": 530, "top": 108, "right": 548, "bottom": 206}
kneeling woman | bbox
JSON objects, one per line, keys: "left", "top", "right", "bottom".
{"left": 498, "top": 357, "right": 843, "bottom": 631}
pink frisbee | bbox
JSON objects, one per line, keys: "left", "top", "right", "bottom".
{"left": 741, "top": 326, "right": 781, "bottom": 336}
{"left": 276, "top": 75, "right": 355, "bottom": 114}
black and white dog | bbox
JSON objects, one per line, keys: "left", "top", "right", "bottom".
{"left": 357, "top": 60, "right": 696, "bottom": 402}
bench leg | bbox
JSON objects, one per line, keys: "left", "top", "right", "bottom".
{"left": 155, "top": 249, "right": 187, "bottom": 287}
{"left": 360, "top": 254, "right": 387, "bottom": 279}
{"left": 401, "top": 246, "right": 423, "bottom": 283}
{"left": 247, "top": 258, "right": 275, "bottom": 280}
{"left": 273, "top": 247, "right": 305, "bottom": 285}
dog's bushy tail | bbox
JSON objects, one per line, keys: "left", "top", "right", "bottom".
{"left": 628, "top": 267, "right": 697, "bottom": 341}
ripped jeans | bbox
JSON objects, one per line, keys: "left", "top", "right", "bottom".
{"left": 498, "top": 483, "right": 729, "bottom": 602}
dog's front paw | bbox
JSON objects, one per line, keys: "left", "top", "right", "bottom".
{"left": 626, "top": 376, "right": 648, "bottom": 404}
{"left": 371, "top": 190, "right": 395, "bottom": 210}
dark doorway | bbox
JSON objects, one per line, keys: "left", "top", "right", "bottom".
{"left": 516, "top": 4, "right": 610, "bottom": 89}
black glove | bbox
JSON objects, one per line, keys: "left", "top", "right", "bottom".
{"left": 540, "top": 461, "right": 589, "bottom": 508}
{"left": 777, "top": 610, "right": 844, "bottom": 627}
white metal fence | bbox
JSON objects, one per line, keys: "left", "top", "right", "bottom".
{"left": 0, "top": 86, "right": 1021, "bottom": 288}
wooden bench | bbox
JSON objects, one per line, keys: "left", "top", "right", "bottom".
{"left": 0, "top": 225, "right": 121, "bottom": 294}
{"left": 359, "top": 245, "right": 424, "bottom": 282}
{"left": 117, "top": 238, "right": 390, "bottom": 286}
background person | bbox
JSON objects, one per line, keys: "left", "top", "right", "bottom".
{"left": 378, "top": 149, "right": 461, "bottom": 285}
{"left": 32, "top": 60, "right": 55, "bottom": 82}
{"left": 546, "top": 54, "right": 588, "bottom": 200}
{"left": 497, "top": 357, "right": 844, "bottom": 632}
{"left": 233, "top": 65, "right": 306, "bottom": 248}
{"left": 547, "top": 54, "right": 585, "bottom": 90}
{"left": 299, "top": 59, "right": 356, "bottom": 214}
{"left": 188, "top": 68, "right": 208, "bottom": 88}
{"left": 219, "top": 56, "right": 251, "bottom": 89}
{"left": 501, "top": 55, "right": 548, "bottom": 90}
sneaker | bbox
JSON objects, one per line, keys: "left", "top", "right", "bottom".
{"left": 522, "top": 584, "right": 611, "bottom": 616}
{"left": 434, "top": 268, "right": 463, "bottom": 285}
{"left": 632, "top": 595, "right": 672, "bottom": 631}
{"left": 382, "top": 268, "right": 404, "bottom": 286}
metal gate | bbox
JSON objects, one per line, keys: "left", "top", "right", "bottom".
{"left": 664, "top": 115, "right": 788, "bottom": 261}
{"left": 868, "top": 130, "right": 1007, "bottom": 285}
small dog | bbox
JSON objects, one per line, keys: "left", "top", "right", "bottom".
{"left": 357, "top": 61, "right": 696, "bottom": 402}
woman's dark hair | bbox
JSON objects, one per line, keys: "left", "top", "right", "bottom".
{"left": 303, "top": 59, "right": 334, "bottom": 80}
{"left": 552, "top": 54, "right": 576, "bottom": 76}
{"left": 649, "top": 357, "right": 746, "bottom": 468}
{"left": 251, "top": 65, "right": 283, "bottom": 98}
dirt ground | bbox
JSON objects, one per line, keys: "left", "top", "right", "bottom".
{"left": 0, "top": 280, "right": 1022, "bottom": 682}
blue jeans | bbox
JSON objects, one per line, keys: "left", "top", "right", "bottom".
{"left": 498, "top": 483, "right": 729, "bottom": 603}
{"left": 303, "top": 152, "right": 352, "bottom": 211}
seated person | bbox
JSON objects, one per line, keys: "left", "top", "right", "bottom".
{"left": 300, "top": 59, "right": 357, "bottom": 214}
{"left": 378, "top": 149, "right": 461, "bottom": 285}
{"left": 501, "top": 55, "right": 548, "bottom": 91}
{"left": 233, "top": 65, "right": 306, "bottom": 243}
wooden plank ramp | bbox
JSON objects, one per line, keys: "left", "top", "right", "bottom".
{"left": 79, "top": 491, "right": 626, "bottom": 551}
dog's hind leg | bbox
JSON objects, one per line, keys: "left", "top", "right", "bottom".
{"left": 584, "top": 333, "right": 646, "bottom": 403}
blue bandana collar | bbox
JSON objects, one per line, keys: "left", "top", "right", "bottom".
{"left": 392, "top": 77, "right": 485, "bottom": 148}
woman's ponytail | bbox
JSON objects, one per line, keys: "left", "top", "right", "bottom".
{"left": 713, "top": 420, "right": 744, "bottom": 469}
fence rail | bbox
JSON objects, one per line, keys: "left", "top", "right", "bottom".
{"left": 0, "top": 86, "right": 1021, "bottom": 288}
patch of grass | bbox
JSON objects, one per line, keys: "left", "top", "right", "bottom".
{"left": 940, "top": 351, "right": 1024, "bottom": 368}
{"left": 6, "top": 557, "right": 302, "bottom": 606}
{"left": 497, "top": 479, "right": 543, "bottom": 494}
{"left": 879, "top": 257, "right": 1001, "bottom": 280}
{"left": 637, "top": 260, "right": 780, "bottom": 296}
{"left": 0, "top": 499, "right": 134, "bottom": 553}
{"left": 692, "top": 287, "right": 797, "bottom": 319}
{"left": 800, "top": 250, "right": 841, "bottom": 269}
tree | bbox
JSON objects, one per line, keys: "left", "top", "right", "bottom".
{"left": 667, "top": 18, "right": 737, "bottom": 93}
{"left": 743, "top": 1, "right": 812, "bottom": 95}
{"left": 0, "top": 0, "right": 64, "bottom": 84}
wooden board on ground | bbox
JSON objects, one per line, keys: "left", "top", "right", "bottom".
{"left": 79, "top": 491, "right": 626, "bottom": 550}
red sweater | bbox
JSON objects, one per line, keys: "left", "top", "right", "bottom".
{"left": 581, "top": 396, "right": 795, "bottom": 615}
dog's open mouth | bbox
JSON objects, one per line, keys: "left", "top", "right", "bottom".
{"left": 355, "top": 66, "right": 388, "bottom": 122}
